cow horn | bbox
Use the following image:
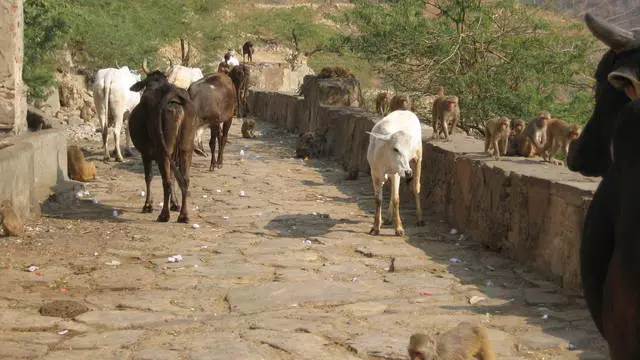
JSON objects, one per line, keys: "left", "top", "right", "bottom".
{"left": 585, "top": 12, "right": 640, "bottom": 52}
{"left": 115, "top": 60, "right": 119, "bottom": 68}
{"left": 141, "top": 58, "right": 150, "bottom": 74}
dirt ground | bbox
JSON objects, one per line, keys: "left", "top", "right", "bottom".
{"left": 0, "top": 118, "right": 607, "bottom": 359}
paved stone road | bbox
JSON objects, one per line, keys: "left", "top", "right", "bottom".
{"left": 0, "top": 120, "right": 607, "bottom": 359}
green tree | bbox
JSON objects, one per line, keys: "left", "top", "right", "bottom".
{"left": 337, "top": 0, "right": 597, "bottom": 127}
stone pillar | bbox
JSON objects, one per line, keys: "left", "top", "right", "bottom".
{"left": 0, "top": 0, "right": 26, "bottom": 134}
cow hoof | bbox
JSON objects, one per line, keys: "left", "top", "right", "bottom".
{"left": 417, "top": 220, "right": 426, "bottom": 227}
{"left": 383, "top": 219, "right": 392, "bottom": 226}
{"left": 217, "top": 163, "right": 224, "bottom": 169}
{"left": 395, "top": 228, "right": 405, "bottom": 236}
{"left": 369, "top": 228, "right": 380, "bottom": 235}
{"left": 157, "top": 212, "right": 170, "bottom": 222}
{"left": 177, "top": 214, "right": 189, "bottom": 223}
{"left": 170, "top": 204, "right": 181, "bottom": 212}
{"left": 142, "top": 204, "right": 153, "bottom": 213}
{"left": 115, "top": 157, "right": 124, "bottom": 163}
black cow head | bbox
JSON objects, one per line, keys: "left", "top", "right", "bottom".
{"left": 566, "top": 13, "right": 640, "bottom": 177}
{"left": 130, "top": 70, "right": 168, "bottom": 92}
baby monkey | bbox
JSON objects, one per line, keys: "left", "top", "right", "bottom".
{"left": 0, "top": 200, "right": 24, "bottom": 237}
{"left": 241, "top": 119, "right": 257, "bottom": 139}
{"left": 408, "top": 322, "right": 496, "bottom": 360}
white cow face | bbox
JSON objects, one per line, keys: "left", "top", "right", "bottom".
{"left": 368, "top": 130, "right": 414, "bottom": 180}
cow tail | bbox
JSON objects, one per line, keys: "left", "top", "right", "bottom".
{"left": 103, "top": 77, "right": 111, "bottom": 129}
{"left": 158, "top": 97, "right": 187, "bottom": 191}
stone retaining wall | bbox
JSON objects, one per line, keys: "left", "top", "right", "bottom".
{"left": 248, "top": 88, "right": 600, "bottom": 291}
{"left": 0, "top": 129, "right": 67, "bottom": 219}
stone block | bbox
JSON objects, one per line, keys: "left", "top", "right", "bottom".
{"left": 0, "top": 0, "right": 27, "bottom": 134}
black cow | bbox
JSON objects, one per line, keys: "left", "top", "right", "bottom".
{"left": 128, "top": 60, "right": 197, "bottom": 223}
{"left": 242, "top": 41, "right": 254, "bottom": 63}
{"left": 567, "top": 13, "right": 640, "bottom": 359}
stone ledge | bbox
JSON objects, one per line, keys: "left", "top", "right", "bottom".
{"left": 248, "top": 88, "right": 598, "bottom": 291}
{"left": 0, "top": 129, "right": 67, "bottom": 219}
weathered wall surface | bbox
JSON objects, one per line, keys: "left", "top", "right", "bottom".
{"left": 0, "top": 0, "right": 26, "bottom": 134}
{"left": 248, "top": 88, "right": 600, "bottom": 291}
{"left": 0, "top": 129, "right": 67, "bottom": 219}
{"left": 247, "top": 62, "right": 314, "bottom": 93}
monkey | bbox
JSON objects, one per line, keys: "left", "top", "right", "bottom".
{"left": 389, "top": 94, "right": 411, "bottom": 112}
{"left": 375, "top": 92, "right": 392, "bottom": 115}
{"left": 67, "top": 145, "right": 97, "bottom": 182}
{"left": 484, "top": 116, "right": 511, "bottom": 160}
{"left": 506, "top": 119, "right": 526, "bottom": 156}
{"left": 408, "top": 322, "right": 496, "bottom": 360}
{"left": 432, "top": 95, "right": 460, "bottom": 141}
{"left": 0, "top": 200, "right": 24, "bottom": 237}
{"left": 518, "top": 111, "right": 550, "bottom": 157}
{"left": 542, "top": 119, "right": 582, "bottom": 165}
{"left": 295, "top": 132, "right": 325, "bottom": 159}
{"left": 241, "top": 119, "right": 257, "bottom": 139}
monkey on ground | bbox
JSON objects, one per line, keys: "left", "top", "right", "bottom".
{"left": 506, "top": 119, "right": 526, "bottom": 156}
{"left": 432, "top": 95, "right": 460, "bottom": 141}
{"left": 296, "top": 132, "right": 326, "bottom": 159}
{"left": 241, "top": 119, "right": 257, "bottom": 139}
{"left": 67, "top": 145, "right": 97, "bottom": 182}
{"left": 542, "top": 119, "right": 582, "bottom": 165}
{"left": 0, "top": 200, "right": 24, "bottom": 237}
{"left": 518, "top": 111, "right": 550, "bottom": 157}
{"left": 375, "top": 92, "right": 392, "bottom": 115}
{"left": 408, "top": 322, "right": 496, "bottom": 360}
{"left": 484, "top": 116, "right": 511, "bottom": 160}
{"left": 389, "top": 94, "right": 411, "bottom": 112}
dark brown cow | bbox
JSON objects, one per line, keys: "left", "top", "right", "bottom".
{"left": 229, "top": 64, "right": 250, "bottom": 118}
{"left": 567, "top": 13, "right": 640, "bottom": 359}
{"left": 128, "top": 65, "right": 197, "bottom": 223}
{"left": 242, "top": 41, "right": 254, "bottom": 62}
{"left": 189, "top": 73, "right": 237, "bottom": 171}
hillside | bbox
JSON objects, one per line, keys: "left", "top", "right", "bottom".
{"left": 529, "top": 0, "right": 639, "bottom": 28}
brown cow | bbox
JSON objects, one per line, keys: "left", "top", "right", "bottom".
{"left": 189, "top": 73, "right": 237, "bottom": 171}
{"left": 128, "top": 65, "right": 197, "bottom": 223}
{"left": 229, "top": 64, "right": 250, "bottom": 118}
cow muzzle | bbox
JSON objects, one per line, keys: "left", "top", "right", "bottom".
{"left": 404, "top": 169, "right": 413, "bottom": 183}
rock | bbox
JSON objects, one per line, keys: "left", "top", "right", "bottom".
{"left": 62, "top": 330, "right": 144, "bottom": 349}
{"left": 336, "top": 301, "right": 388, "bottom": 317}
{"left": 0, "top": 310, "right": 62, "bottom": 331}
{"left": 67, "top": 116, "right": 84, "bottom": 126}
{"left": 0, "top": 331, "right": 61, "bottom": 345}
{"left": 517, "top": 331, "right": 567, "bottom": 350}
{"left": 74, "top": 310, "right": 177, "bottom": 329}
{"left": 0, "top": 341, "right": 49, "bottom": 358}
{"left": 346, "top": 332, "right": 409, "bottom": 359}
{"left": 27, "top": 105, "right": 56, "bottom": 131}
{"left": 42, "top": 349, "right": 131, "bottom": 360}
{"left": 242, "top": 329, "right": 360, "bottom": 360}
{"left": 524, "top": 288, "right": 569, "bottom": 305}
{"left": 136, "top": 348, "right": 181, "bottom": 360}
{"left": 39, "top": 300, "right": 89, "bottom": 318}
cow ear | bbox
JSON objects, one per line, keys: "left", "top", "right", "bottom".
{"left": 366, "top": 131, "right": 391, "bottom": 141}
{"left": 608, "top": 67, "right": 640, "bottom": 100}
{"left": 130, "top": 81, "right": 145, "bottom": 92}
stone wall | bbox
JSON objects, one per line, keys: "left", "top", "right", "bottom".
{"left": 0, "top": 129, "right": 68, "bottom": 219}
{"left": 248, "top": 88, "right": 600, "bottom": 291}
{"left": 247, "top": 62, "right": 314, "bottom": 93}
{"left": 0, "top": 0, "right": 26, "bottom": 134}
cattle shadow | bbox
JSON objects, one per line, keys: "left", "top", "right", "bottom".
{"left": 297, "top": 155, "right": 603, "bottom": 358}
{"left": 264, "top": 213, "right": 359, "bottom": 237}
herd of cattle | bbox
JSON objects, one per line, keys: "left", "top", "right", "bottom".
{"left": 57, "top": 12, "right": 640, "bottom": 359}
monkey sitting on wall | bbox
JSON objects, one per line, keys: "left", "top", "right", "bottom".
{"left": 408, "top": 322, "right": 496, "bottom": 360}
{"left": 484, "top": 116, "right": 511, "bottom": 160}
{"left": 375, "top": 92, "right": 392, "bottom": 115}
{"left": 506, "top": 119, "right": 526, "bottom": 156}
{"left": 241, "top": 119, "right": 257, "bottom": 139}
{"left": 67, "top": 145, "right": 97, "bottom": 182}
{"left": 518, "top": 111, "right": 550, "bottom": 157}
{"left": 389, "top": 94, "right": 411, "bottom": 112}
{"left": 542, "top": 119, "right": 582, "bottom": 165}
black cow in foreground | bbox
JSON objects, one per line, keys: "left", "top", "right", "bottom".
{"left": 128, "top": 61, "right": 197, "bottom": 223}
{"left": 567, "top": 13, "right": 640, "bottom": 359}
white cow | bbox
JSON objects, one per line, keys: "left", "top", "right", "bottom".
{"left": 366, "top": 110, "right": 424, "bottom": 236}
{"left": 165, "top": 65, "right": 204, "bottom": 90}
{"left": 92, "top": 66, "right": 141, "bottom": 162}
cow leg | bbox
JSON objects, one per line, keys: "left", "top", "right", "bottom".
{"left": 101, "top": 124, "right": 110, "bottom": 161}
{"left": 217, "top": 120, "right": 232, "bottom": 168}
{"left": 141, "top": 155, "right": 153, "bottom": 213}
{"left": 156, "top": 158, "right": 172, "bottom": 222}
{"left": 123, "top": 113, "right": 134, "bottom": 158}
{"left": 384, "top": 185, "right": 393, "bottom": 226}
{"left": 369, "top": 175, "right": 384, "bottom": 235}
{"left": 113, "top": 118, "right": 125, "bottom": 162}
{"left": 390, "top": 173, "right": 404, "bottom": 236}
{"left": 209, "top": 125, "right": 218, "bottom": 171}
{"left": 411, "top": 156, "right": 425, "bottom": 226}
{"left": 176, "top": 150, "right": 192, "bottom": 223}
{"left": 169, "top": 174, "right": 180, "bottom": 212}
